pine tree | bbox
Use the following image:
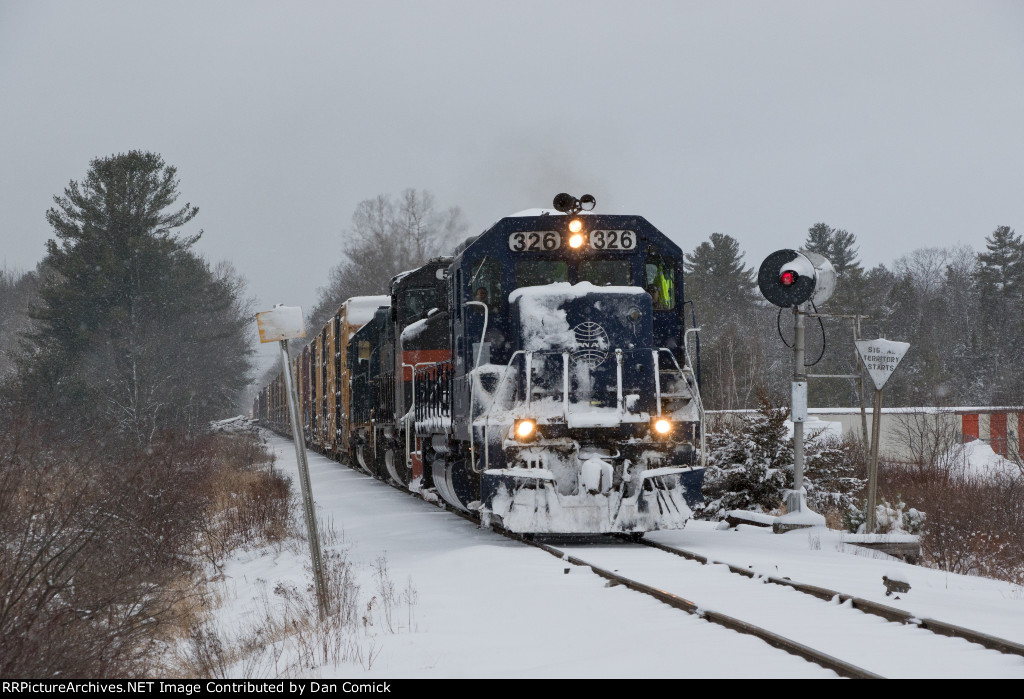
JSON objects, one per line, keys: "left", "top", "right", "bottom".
{"left": 700, "top": 399, "right": 864, "bottom": 521}
{"left": 977, "top": 226, "right": 1024, "bottom": 300}
{"left": 18, "top": 151, "right": 252, "bottom": 441}
{"left": 684, "top": 233, "right": 757, "bottom": 311}
{"left": 975, "top": 226, "right": 1024, "bottom": 402}
{"left": 699, "top": 399, "right": 791, "bottom": 518}
{"left": 804, "top": 433, "right": 865, "bottom": 515}
{"left": 684, "top": 233, "right": 770, "bottom": 409}
{"left": 803, "top": 222, "right": 862, "bottom": 278}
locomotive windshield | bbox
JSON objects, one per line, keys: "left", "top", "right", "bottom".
{"left": 515, "top": 259, "right": 568, "bottom": 287}
{"left": 514, "top": 258, "right": 632, "bottom": 288}
{"left": 579, "top": 259, "right": 631, "bottom": 286}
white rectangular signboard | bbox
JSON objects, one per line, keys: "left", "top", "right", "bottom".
{"left": 791, "top": 380, "right": 808, "bottom": 422}
{"left": 256, "top": 306, "right": 306, "bottom": 343}
{"left": 856, "top": 338, "right": 910, "bottom": 390}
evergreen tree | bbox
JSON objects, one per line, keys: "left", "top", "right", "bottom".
{"left": 684, "top": 233, "right": 770, "bottom": 409}
{"left": 804, "top": 433, "right": 865, "bottom": 515}
{"left": 977, "top": 226, "right": 1024, "bottom": 300}
{"left": 18, "top": 151, "right": 252, "bottom": 442}
{"left": 699, "top": 399, "right": 791, "bottom": 518}
{"left": 700, "top": 399, "right": 863, "bottom": 521}
{"left": 803, "top": 222, "right": 862, "bottom": 278}
{"left": 975, "top": 226, "right": 1024, "bottom": 402}
{"left": 684, "top": 232, "right": 757, "bottom": 310}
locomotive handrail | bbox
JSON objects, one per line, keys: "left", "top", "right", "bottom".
{"left": 412, "top": 359, "right": 453, "bottom": 430}
{"left": 403, "top": 361, "right": 442, "bottom": 475}
{"left": 477, "top": 350, "right": 528, "bottom": 472}
{"left": 464, "top": 300, "right": 489, "bottom": 475}
{"left": 657, "top": 347, "right": 706, "bottom": 468}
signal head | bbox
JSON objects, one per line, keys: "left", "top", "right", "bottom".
{"left": 758, "top": 249, "right": 816, "bottom": 307}
{"left": 758, "top": 249, "right": 836, "bottom": 307}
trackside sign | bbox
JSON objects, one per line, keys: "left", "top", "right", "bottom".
{"left": 256, "top": 306, "right": 306, "bottom": 343}
{"left": 855, "top": 338, "right": 910, "bottom": 390}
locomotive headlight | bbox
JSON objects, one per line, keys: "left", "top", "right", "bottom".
{"left": 568, "top": 219, "right": 583, "bottom": 233}
{"left": 568, "top": 232, "right": 585, "bottom": 249}
{"left": 652, "top": 417, "right": 673, "bottom": 437}
{"left": 514, "top": 418, "right": 537, "bottom": 441}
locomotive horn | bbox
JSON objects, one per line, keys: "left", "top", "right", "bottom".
{"left": 553, "top": 192, "right": 578, "bottom": 213}
{"left": 579, "top": 194, "right": 596, "bottom": 211}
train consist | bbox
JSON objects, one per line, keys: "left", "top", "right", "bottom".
{"left": 255, "top": 195, "right": 706, "bottom": 534}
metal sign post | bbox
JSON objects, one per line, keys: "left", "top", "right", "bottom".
{"left": 257, "top": 305, "right": 328, "bottom": 619}
{"left": 855, "top": 338, "right": 910, "bottom": 534}
{"left": 790, "top": 303, "right": 809, "bottom": 513}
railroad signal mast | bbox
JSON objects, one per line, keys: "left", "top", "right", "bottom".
{"left": 758, "top": 250, "right": 837, "bottom": 529}
{"left": 759, "top": 250, "right": 909, "bottom": 533}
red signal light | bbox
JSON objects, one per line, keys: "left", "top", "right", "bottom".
{"left": 780, "top": 270, "right": 798, "bottom": 286}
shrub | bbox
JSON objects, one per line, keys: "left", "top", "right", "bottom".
{"left": 699, "top": 397, "right": 864, "bottom": 522}
{"left": 880, "top": 463, "right": 1024, "bottom": 584}
{"left": 0, "top": 411, "right": 284, "bottom": 678}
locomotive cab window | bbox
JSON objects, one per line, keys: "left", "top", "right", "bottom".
{"left": 470, "top": 257, "right": 502, "bottom": 309}
{"left": 645, "top": 255, "right": 676, "bottom": 310}
{"left": 402, "top": 287, "right": 435, "bottom": 322}
{"left": 579, "top": 259, "right": 631, "bottom": 287}
{"left": 516, "top": 259, "right": 569, "bottom": 287}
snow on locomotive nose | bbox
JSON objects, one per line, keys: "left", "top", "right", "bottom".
{"left": 471, "top": 282, "right": 703, "bottom": 534}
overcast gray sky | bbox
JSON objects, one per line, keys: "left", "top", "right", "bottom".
{"left": 3, "top": 1, "right": 1023, "bottom": 372}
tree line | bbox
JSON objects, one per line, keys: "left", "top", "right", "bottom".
{"left": 685, "top": 223, "right": 1024, "bottom": 409}
{"left": 293, "top": 201, "right": 1022, "bottom": 412}
{"left": 6, "top": 160, "right": 1020, "bottom": 420}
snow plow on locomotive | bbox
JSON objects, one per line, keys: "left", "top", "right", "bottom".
{"left": 255, "top": 195, "right": 706, "bottom": 536}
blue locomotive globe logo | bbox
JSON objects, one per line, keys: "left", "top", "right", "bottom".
{"left": 571, "top": 322, "right": 610, "bottom": 367}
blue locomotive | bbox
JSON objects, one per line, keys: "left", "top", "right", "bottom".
{"left": 257, "top": 194, "right": 705, "bottom": 535}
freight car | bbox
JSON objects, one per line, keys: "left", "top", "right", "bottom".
{"left": 256, "top": 195, "right": 706, "bottom": 535}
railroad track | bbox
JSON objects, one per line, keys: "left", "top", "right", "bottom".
{"left": 266, "top": 430, "right": 1024, "bottom": 678}
{"left": 636, "top": 536, "right": 1024, "bottom": 659}
{"left": 529, "top": 537, "right": 1024, "bottom": 679}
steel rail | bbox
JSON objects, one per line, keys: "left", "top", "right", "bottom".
{"left": 635, "top": 536, "right": 1024, "bottom": 659}
{"left": 525, "top": 539, "right": 882, "bottom": 679}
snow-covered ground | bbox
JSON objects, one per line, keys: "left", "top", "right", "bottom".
{"left": 209, "top": 431, "right": 1024, "bottom": 678}
{"left": 955, "top": 440, "right": 1021, "bottom": 480}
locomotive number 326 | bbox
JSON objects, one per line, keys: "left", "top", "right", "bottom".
{"left": 508, "top": 231, "right": 561, "bottom": 252}
{"left": 589, "top": 230, "right": 636, "bottom": 250}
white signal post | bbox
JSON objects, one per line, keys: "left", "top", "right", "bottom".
{"left": 778, "top": 302, "right": 826, "bottom": 530}
{"left": 855, "top": 338, "right": 910, "bottom": 534}
{"left": 256, "top": 305, "right": 327, "bottom": 619}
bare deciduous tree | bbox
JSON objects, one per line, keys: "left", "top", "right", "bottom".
{"left": 308, "top": 189, "right": 466, "bottom": 332}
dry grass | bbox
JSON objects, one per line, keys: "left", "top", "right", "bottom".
{"left": 881, "top": 462, "right": 1024, "bottom": 584}
{"left": 195, "top": 433, "right": 295, "bottom": 567}
{"left": 170, "top": 521, "right": 409, "bottom": 678}
{"left": 162, "top": 432, "right": 416, "bottom": 678}
{"left": 0, "top": 413, "right": 299, "bottom": 679}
